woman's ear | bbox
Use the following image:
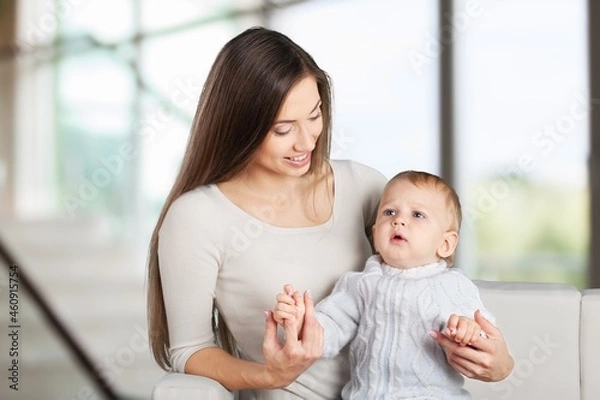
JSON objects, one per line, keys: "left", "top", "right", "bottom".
{"left": 437, "top": 231, "right": 458, "bottom": 259}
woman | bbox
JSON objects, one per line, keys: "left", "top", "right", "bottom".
{"left": 147, "top": 27, "right": 513, "bottom": 399}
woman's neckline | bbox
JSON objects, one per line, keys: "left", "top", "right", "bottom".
{"left": 211, "top": 160, "right": 338, "bottom": 231}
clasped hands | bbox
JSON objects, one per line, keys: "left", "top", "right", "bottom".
{"left": 272, "top": 284, "right": 484, "bottom": 347}
{"left": 267, "top": 284, "right": 512, "bottom": 384}
{"left": 262, "top": 285, "right": 322, "bottom": 388}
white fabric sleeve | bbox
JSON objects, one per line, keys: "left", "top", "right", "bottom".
{"left": 315, "top": 271, "right": 363, "bottom": 358}
{"left": 158, "top": 190, "right": 224, "bottom": 372}
{"left": 439, "top": 271, "right": 496, "bottom": 334}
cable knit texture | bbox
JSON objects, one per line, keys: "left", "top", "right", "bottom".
{"left": 315, "top": 255, "right": 494, "bottom": 399}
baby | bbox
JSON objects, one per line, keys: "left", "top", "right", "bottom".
{"left": 274, "top": 170, "right": 494, "bottom": 399}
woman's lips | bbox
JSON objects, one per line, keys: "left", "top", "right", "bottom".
{"left": 285, "top": 153, "right": 310, "bottom": 167}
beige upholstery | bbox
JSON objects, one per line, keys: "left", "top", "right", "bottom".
{"left": 465, "top": 281, "right": 581, "bottom": 400}
{"left": 152, "top": 373, "right": 234, "bottom": 400}
{"left": 153, "top": 281, "right": 598, "bottom": 400}
{"left": 581, "top": 289, "right": 600, "bottom": 400}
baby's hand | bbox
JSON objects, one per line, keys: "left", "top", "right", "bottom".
{"left": 273, "top": 284, "right": 306, "bottom": 336}
{"left": 445, "top": 313, "right": 483, "bottom": 346}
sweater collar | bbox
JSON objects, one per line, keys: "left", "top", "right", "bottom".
{"left": 367, "top": 255, "right": 448, "bottom": 279}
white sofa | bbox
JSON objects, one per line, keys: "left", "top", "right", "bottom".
{"left": 152, "top": 281, "right": 600, "bottom": 400}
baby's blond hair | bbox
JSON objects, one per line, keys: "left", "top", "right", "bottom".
{"left": 386, "top": 170, "right": 462, "bottom": 266}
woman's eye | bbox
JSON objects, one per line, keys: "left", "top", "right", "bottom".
{"left": 384, "top": 209, "right": 395, "bottom": 216}
{"left": 413, "top": 211, "right": 424, "bottom": 219}
{"left": 273, "top": 126, "right": 292, "bottom": 135}
{"left": 309, "top": 111, "right": 322, "bottom": 121}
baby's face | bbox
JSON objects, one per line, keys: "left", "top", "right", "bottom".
{"left": 372, "top": 179, "right": 456, "bottom": 269}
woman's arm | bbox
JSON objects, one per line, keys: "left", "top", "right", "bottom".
{"left": 432, "top": 310, "right": 514, "bottom": 382}
{"left": 184, "top": 294, "right": 323, "bottom": 391}
{"left": 160, "top": 191, "right": 325, "bottom": 390}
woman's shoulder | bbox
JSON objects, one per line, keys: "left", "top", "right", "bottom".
{"left": 162, "top": 185, "right": 225, "bottom": 232}
{"left": 167, "top": 185, "right": 218, "bottom": 214}
{"left": 330, "top": 160, "right": 387, "bottom": 202}
{"left": 330, "top": 159, "right": 386, "bottom": 182}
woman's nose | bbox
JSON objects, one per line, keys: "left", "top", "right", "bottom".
{"left": 293, "top": 126, "right": 315, "bottom": 152}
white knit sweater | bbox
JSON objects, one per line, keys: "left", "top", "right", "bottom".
{"left": 315, "top": 255, "right": 494, "bottom": 399}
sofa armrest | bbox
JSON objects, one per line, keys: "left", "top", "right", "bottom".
{"left": 465, "top": 280, "right": 581, "bottom": 400}
{"left": 152, "top": 372, "right": 235, "bottom": 400}
{"left": 581, "top": 288, "right": 600, "bottom": 400}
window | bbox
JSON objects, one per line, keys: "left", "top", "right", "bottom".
{"left": 454, "top": 0, "right": 589, "bottom": 287}
{"left": 272, "top": 0, "right": 439, "bottom": 178}
{"left": 13, "top": 0, "right": 590, "bottom": 286}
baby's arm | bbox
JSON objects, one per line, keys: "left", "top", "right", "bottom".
{"left": 445, "top": 314, "right": 483, "bottom": 346}
{"left": 273, "top": 284, "right": 306, "bottom": 338}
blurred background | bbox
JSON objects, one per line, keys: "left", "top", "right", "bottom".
{"left": 0, "top": 0, "right": 597, "bottom": 399}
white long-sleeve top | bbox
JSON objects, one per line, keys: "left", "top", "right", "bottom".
{"left": 315, "top": 255, "right": 494, "bottom": 400}
{"left": 158, "top": 160, "right": 387, "bottom": 399}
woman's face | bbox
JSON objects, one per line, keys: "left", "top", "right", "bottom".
{"left": 249, "top": 76, "right": 323, "bottom": 178}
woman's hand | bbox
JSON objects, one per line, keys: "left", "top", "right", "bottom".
{"left": 445, "top": 314, "right": 482, "bottom": 346}
{"left": 262, "top": 290, "right": 323, "bottom": 388}
{"left": 432, "top": 310, "right": 514, "bottom": 382}
{"left": 273, "top": 284, "right": 307, "bottom": 337}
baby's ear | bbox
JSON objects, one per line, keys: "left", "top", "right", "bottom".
{"left": 437, "top": 231, "right": 458, "bottom": 259}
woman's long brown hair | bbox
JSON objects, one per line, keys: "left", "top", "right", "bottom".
{"left": 147, "top": 27, "right": 333, "bottom": 370}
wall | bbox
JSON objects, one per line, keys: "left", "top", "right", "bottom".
{"left": 0, "top": 0, "right": 16, "bottom": 215}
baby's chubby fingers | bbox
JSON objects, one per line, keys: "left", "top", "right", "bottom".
{"left": 283, "top": 284, "right": 295, "bottom": 297}
{"left": 453, "top": 318, "right": 472, "bottom": 345}
{"left": 292, "top": 290, "right": 306, "bottom": 314}
{"left": 445, "top": 314, "right": 460, "bottom": 337}
{"left": 274, "top": 285, "right": 299, "bottom": 325}
{"left": 273, "top": 307, "right": 298, "bottom": 324}
{"left": 276, "top": 292, "right": 296, "bottom": 306}
{"left": 455, "top": 322, "right": 473, "bottom": 346}
{"left": 274, "top": 296, "right": 299, "bottom": 313}
{"left": 454, "top": 317, "right": 483, "bottom": 346}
